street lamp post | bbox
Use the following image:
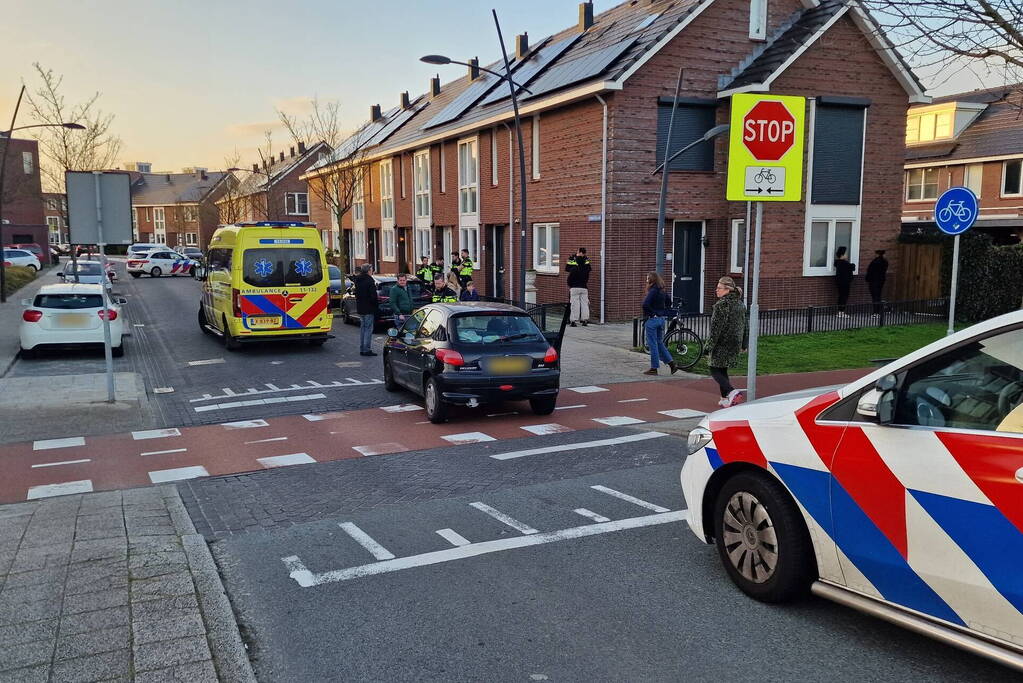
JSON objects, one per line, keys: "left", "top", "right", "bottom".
{"left": 0, "top": 84, "right": 84, "bottom": 303}
{"left": 421, "top": 9, "right": 532, "bottom": 304}
{"left": 226, "top": 165, "right": 272, "bottom": 220}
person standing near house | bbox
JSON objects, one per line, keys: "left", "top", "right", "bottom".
{"left": 865, "top": 249, "right": 888, "bottom": 316}
{"left": 565, "top": 247, "right": 591, "bottom": 327}
{"left": 459, "top": 280, "right": 480, "bottom": 301}
{"left": 456, "top": 248, "right": 474, "bottom": 288}
{"left": 449, "top": 252, "right": 461, "bottom": 281}
{"left": 431, "top": 255, "right": 446, "bottom": 284}
{"left": 642, "top": 272, "right": 678, "bottom": 376}
{"left": 707, "top": 276, "right": 747, "bottom": 407}
{"left": 416, "top": 257, "right": 435, "bottom": 291}
{"left": 834, "top": 246, "right": 856, "bottom": 317}
{"left": 354, "top": 264, "right": 379, "bottom": 357}
{"left": 432, "top": 274, "right": 458, "bottom": 303}
{"left": 388, "top": 273, "right": 414, "bottom": 326}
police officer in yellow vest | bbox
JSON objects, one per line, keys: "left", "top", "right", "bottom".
{"left": 431, "top": 274, "right": 458, "bottom": 303}
{"left": 415, "top": 257, "right": 434, "bottom": 290}
{"left": 455, "top": 248, "right": 474, "bottom": 288}
{"left": 431, "top": 256, "right": 446, "bottom": 283}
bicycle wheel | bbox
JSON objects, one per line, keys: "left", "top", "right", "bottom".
{"left": 665, "top": 327, "right": 704, "bottom": 370}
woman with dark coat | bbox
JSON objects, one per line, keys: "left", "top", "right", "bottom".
{"left": 642, "top": 272, "right": 678, "bottom": 376}
{"left": 834, "top": 246, "right": 856, "bottom": 317}
{"left": 707, "top": 276, "right": 747, "bottom": 407}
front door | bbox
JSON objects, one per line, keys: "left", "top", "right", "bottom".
{"left": 491, "top": 225, "right": 506, "bottom": 298}
{"left": 397, "top": 228, "right": 411, "bottom": 275}
{"left": 367, "top": 229, "right": 380, "bottom": 272}
{"left": 672, "top": 221, "right": 702, "bottom": 314}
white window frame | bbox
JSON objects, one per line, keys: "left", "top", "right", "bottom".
{"left": 491, "top": 127, "right": 499, "bottom": 186}
{"left": 185, "top": 232, "right": 198, "bottom": 246}
{"left": 46, "top": 198, "right": 58, "bottom": 211}
{"left": 442, "top": 227, "right": 453, "bottom": 266}
{"left": 458, "top": 138, "right": 479, "bottom": 219}
{"left": 802, "top": 210, "right": 860, "bottom": 277}
{"left": 459, "top": 226, "right": 480, "bottom": 268}
{"left": 382, "top": 226, "right": 396, "bottom": 262}
{"left": 354, "top": 227, "right": 367, "bottom": 260}
{"left": 532, "top": 222, "right": 560, "bottom": 274}
{"left": 153, "top": 207, "right": 166, "bottom": 234}
{"left": 132, "top": 208, "right": 138, "bottom": 229}
{"left": 1002, "top": 159, "right": 1023, "bottom": 197}
{"left": 22, "top": 151, "right": 33, "bottom": 175}
{"left": 415, "top": 227, "right": 432, "bottom": 263}
{"left": 353, "top": 173, "right": 365, "bottom": 227}
{"left": 531, "top": 115, "right": 541, "bottom": 180}
{"left": 905, "top": 167, "right": 939, "bottom": 201}
{"left": 964, "top": 163, "right": 984, "bottom": 198}
{"left": 379, "top": 161, "right": 394, "bottom": 227}
{"left": 46, "top": 215, "right": 61, "bottom": 234}
{"left": 749, "top": 0, "right": 767, "bottom": 40}
{"left": 729, "top": 219, "right": 745, "bottom": 274}
{"left": 439, "top": 142, "right": 446, "bottom": 194}
{"left": 182, "top": 205, "right": 198, "bottom": 222}
{"left": 285, "top": 192, "right": 309, "bottom": 216}
{"left": 414, "top": 149, "right": 431, "bottom": 226}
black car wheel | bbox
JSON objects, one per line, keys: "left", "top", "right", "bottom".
{"left": 383, "top": 354, "right": 399, "bottom": 391}
{"left": 130, "top": 273, "right": 141, "bottom": 279}
{"left": 112, "top": 343, "right": 125, "bottom": 358}
{"left": 198, "top": 307, "right": 208, "bottom": 334}
{"left": 19, "top": 346, "right": 36, "bottom": 360}
{"left": 712, "top": 471, "right": 815, "bottom": 603}
{"left": 222, "top": 316, "right": 241, "bottom": 351}
{"left": 529, "top": 396, "right": 557, "bottom": 415}
{"left": 424, "top": 377, "right": 448, "bottom": 424}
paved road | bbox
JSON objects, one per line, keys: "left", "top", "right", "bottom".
{"left": 193, "top": 432, "right": 1010, "bottom": 682}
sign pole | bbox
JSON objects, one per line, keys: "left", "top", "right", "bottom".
{"left": 947, "top": 233, "right": 960, "bottom": 336}
{"left": 93, "top": 171, "right": 116, "bottom": 403}
{"left": 742, "top": 201, "right": 752, "bottom": 305}
{"left": 746, "top": 202, "right": 763, "bottom": 401}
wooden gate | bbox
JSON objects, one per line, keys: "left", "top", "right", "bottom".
{"left": 894, "top": 242, "right": 942, "bottom": 300}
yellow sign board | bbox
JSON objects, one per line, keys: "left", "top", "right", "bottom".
{"left": 726, "top": 93, "right": 807, "bottom": 202}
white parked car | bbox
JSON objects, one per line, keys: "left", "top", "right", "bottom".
{"left": 126, "top": 249, "right": 196, "bottom": 278}
{"left": 127, "top": 243, "right": 168, "bottom": 258}
{"left": 680, "top": 308, "right": 1023, "bottom": 671}
{"left": 20, "top": 283, "right": 126, "bottom": 358}
{"left": 58, "top": 260, "right": 115, "bottom": 285}
{"left": 3, "top": 248, "right": 41, "bottom": 271}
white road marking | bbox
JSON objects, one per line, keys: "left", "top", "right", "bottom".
{"left": 442, "top": 432, "right": 496, "bottom": 445}
{"left": 152, "top": 387, "right": 175, "bottom": 394}
{"left": 352, "top": 443, "right": 408, "bottom": 456}
{"left": 436, "top": 528, "right": 472, "bottom": 547}
{"left": 132, "top": 428, "right": 181, "bottom": 441}
{"left": 148, "top": 466, "right": 209, "bottom": 483}
{"left": 193, "top": 393, "right": 327, "bottom": 413}
{"left": 244, "top": 436, "right": 289, "bottom": 444}
{"left": 27, "top": 479, "right": 94, "bottom": 500}
{"left": 486, "top": 411, "right": 519, "bottom": 417}
{"left": 190, "top": 379, "right": 381, "bottom": 404}
{"left": 469, "top": 502, "right": 538, "bottom": 535}
{"left": 32, "top": 437, "right": 85, "bottom": 451}
{"left": 591, "top": 485, "right": 670, "bottom": 513}
{"left": 133, "top": 324, "right": 145, "bottom": 327}
{"left": 617, "top": 398, "right": 648, "bottom": 403}
{"left": 339, "top": 522, "right": 395, "bottom": 561}
{"left": 335, "top": 361, "right": 362, "bottom": 368}
{"left": 380, "top": 404, "right": 423, "bottom": 413}
{"left": 186, "top": 358, "right": 225, "bottom": 366}
{"left": 284, "top": 511, "right": 687, "bottom": 587}
{"left": 554, "top": 404, "right": 586, "bottom": 411}
{"left": 31, "top": 459, "right": 91, "bottom": 469}
{"left": 139, "top": 448, "right": 187, "bottom": 457}
{"left": 258, "top": 453, "right": 316, "bottom": 468}
{"left": 490, "top": 431, "right": 669, "bottom": 461}
{"left": 658, "top": 409, "right": 708, "bottom": 419}
{"left": 414, "top": 421, "right": 431, "bottom": 425}
{"left": 592, "top": 416, "right": 645, "bottom": 426}
{"left": 568, "top": 386, "right": 608, "bottom": 394}
{"left": 221, "top": 419, "right": 269, "bottom": 429}
{"left": 574, "top": 508, "right": 611, "bottom": 523}
{"left": 270, "top": 361, "right": 283, "bottom": 365}
{"left": 520, "top": 424, "right": 573, "bottom": 436}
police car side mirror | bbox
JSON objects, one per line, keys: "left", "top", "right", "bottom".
{"left": 858, "top": 374, "right": 898, "bottom": 424}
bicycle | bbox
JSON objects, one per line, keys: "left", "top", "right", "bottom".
{"left": 753, "top": 168, "right": 776, "bottom": 184}
{"left": 638, "top": 300, "right": 705, "bottom": 370}
{"left": 937, "top": 200, "right": 972, "bottom": 225}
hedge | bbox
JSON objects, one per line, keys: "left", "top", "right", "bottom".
{"left": 2, "top": 266, "right": 37, "bottom": 298}
{"left": 939, "top": 231, "right": 1023, "bottom": 322}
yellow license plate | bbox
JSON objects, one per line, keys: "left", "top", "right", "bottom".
{"left": 247, "top": 316, "right": 281, "bottom": 329}
{"left": 56, "top": 314, "right": 89, "bottom": 328}
{"left": 489, "top": 357, "right": 530, "bottom": 375}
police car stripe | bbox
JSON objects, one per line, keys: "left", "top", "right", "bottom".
{"left": 937, "top": 431, "right": 1023, "bottom": 536}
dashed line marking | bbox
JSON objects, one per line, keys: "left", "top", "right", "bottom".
{"left": 132, "top": 428, "right": 181, "bottom": 441}
{"left": 339, "top": 522, "right": 395, "bottom": 561}
{"left": 31, "top": 459, "right": 91, "bottom": 469}
{"left": 152, "top": 387, "right": 175, "bottom": 394}
{"left": 244, "top": 437, "right": 289, "bottom": 444}
{"left": 194, "top": 393, "right": 326, "bottom": 413}
{"left": 554, "top": 404, "right": 586, "bottom": 411}
{"left": 592, "top": 416, "right": 645, "bottom": 426}
{"left": 221, "top": 420, "right": 269, "bottom": 429}
{"left": 352, "top": 443, "right": 408, "bottom": 456}
{"left": 258, "top": 453, "right": 316, "bottom": 468}
{"left": 148, "top": 466, "right": 209, "bottom": 483}
{"left": 617, "top": 398, "right": 648, "bottom": 403}
{"left": 591, "top": 485, "right": 670, "bottom": 513}
{"left": 27, "top": 480, "right": 93, "bottom": 500}
{"left": 303, "top": 412, "right": 346, "bottom": 422}
{"left": 187, "top": 358, "right": 225, "bottom": 366}
{"left": 520, "top": 424, "right": 573, "bottom": 436}
{"left": 436, "top": 528, "right": 472, "bottom": 547}
{"left": 442, "top": 432, "right": 496, "bottom": 445}
{"left": 32, "top": 437, "right": 86, "bottom": 451}
{"left": 568, "top": 386, "right": 608, "bottom": 394}
{"left": 658, "top": 409, "right": 708, "bottom": 419}
{"left": 469, "top": 502, "right": 538, "bottom": 535}
{"left": 380, "top": 404, "right": 423, "bottom": 413}
{"left": 486, "top": 411, "right": 519, "bottom": 418}
{"left": 139, "top": 448, "right": 187, "bottom": 457}
{"left": 574, "top": 508, "right": 611, "bottom": 523}
{"left": 490, "top": 431, "right": 669, "bottom": 461}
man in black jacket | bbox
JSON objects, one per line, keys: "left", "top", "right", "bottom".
{"left": 354, "top": 264, "right": 379, "bottom": 356}
{"left": 865, "top": 249, "right": 888, "bottom": 316}
{"left": 565, "top": 247, "right": 591, "bottom": 327}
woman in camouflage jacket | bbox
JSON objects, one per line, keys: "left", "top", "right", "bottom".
{"left": 708, "top": 276, "right": 747, "bottom": 407}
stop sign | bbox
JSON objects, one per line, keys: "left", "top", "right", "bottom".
{"left": 742, "top": 100, "right": 796, "bottom": 161}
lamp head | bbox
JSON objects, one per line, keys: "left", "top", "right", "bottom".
{"left": 420, "top": 55, "right": 451, "bottom": 65}
{"left": 62, "top": 123, "right": 86, "bottom": 130}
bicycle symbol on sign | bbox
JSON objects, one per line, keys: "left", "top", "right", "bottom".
{"left": 754, "top": 168, "right": 776, "bottom": 184}
{"left": 937, "top": 200, "right": 973, "bottom": 225}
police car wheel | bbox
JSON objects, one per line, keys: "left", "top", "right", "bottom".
{"left": 712, "top": 471, "right": 814, "bottom": 603}
{"left": 425, "top": 377, "right": 447, "bottom": 424}
{"left": 130, "top": 273, "right": 141, "bottom": 279}
{"left": 150, "top": 267, "right": 162, "bottom": 277}
{"left": 383, "top": 355, "right": 399, "bottom": 391}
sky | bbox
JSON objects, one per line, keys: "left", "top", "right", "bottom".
{"left": 1, "top": 0, "right": 1005, "bottom": 176}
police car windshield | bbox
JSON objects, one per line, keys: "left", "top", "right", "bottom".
{"left": 452, "top": 314, "right": 543, "bottom": 344}
{"left": 242, "top": 248, "right": 322, "bottom": 287}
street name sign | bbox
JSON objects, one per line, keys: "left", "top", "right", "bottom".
{"left": 726, "top": 94, "right": 807, "bottom": 202}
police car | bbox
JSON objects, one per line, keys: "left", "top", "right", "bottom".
{"left": 126, "top": 249, "right": 197, "bottom": 278}
{"left": 680, "top": 309, "right": 1023, "bottom": 671}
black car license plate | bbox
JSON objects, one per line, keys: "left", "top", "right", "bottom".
{"left": 488, "top": 356, "right": 530, "bottom": 375}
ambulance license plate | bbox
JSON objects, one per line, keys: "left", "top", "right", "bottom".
{"left": 247, "top": 316, "right": 281, "bottom": 329}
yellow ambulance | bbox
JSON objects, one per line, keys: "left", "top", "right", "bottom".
{"left": 197, "top": 222, "right": 332, "bottom": 349}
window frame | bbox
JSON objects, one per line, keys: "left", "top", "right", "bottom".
{"left": 729, "top": 218, "right": 745, "bottom": 274}
{"left": 413, "top": 149, "right": 431, "bottom": 225}
{"left": 182, "top": 205, "right": 199, "bottom": 222}
{"left": 1001, "top": 159, "right": 1022, "bottom": 197}
{"left": 905, "top": 167, "right": 939, "bottom": 202}
{"left": 491, "top": 127, "right": 499, "bottom": 186}
{"left": 285, "top": 192, "right": 309, "bottom": 216}
{"left": 415, "top": 227, "right": 432, "bottom": 263}
{"left": 22, "top": 151, "right": 33, "bottom": 175}
{"left": 153, "top": 207, "right": 166, "bottom": 238}
{"left": 457, "top": 137, "right": 479, "bottom": 217}
{"left": 749, "top": 0, "right": 767, "bottom": 40}
{"left": 532, "top": 222, "right": 560, "bottom": 274}
{"left": 382, "top": 226, "right": 396, "bottom": 262}
{"left": 802, "top": 210, "right": 859, "bottom": 277}
{"left": 185, "top": 232, "right": 198, "bottom": 246}
{"left": 354, "top": 225, "right": 367, "bottom": 259}
{"left": 459, "top": 226, "right": 480, "bottom": 268}
{"left": 964, "top": 163, "right": 984, "bottom": 198}
{"left": 379, "top": 160, "right": 394, "bottom": 226}
{"left": 531, "top": 115, "right": 541, "bottom": 180}
{"left": 353, "top": 172, "right": 366, "bottom": 227}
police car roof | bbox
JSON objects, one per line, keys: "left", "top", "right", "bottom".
{"left": 233, "top": 221, "right": 314, "bottom": 228}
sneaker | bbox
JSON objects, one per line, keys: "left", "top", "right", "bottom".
{"left": 643, "top": 368, "right": 658, "bottom": 376}
{"left": 727, "top": 389, "right": 747, "bottom": 406}
{"left": 569, "top": 322, "right": 578, "bottom": 327}
{"left": 581, "top": 321, "right": 588, "bottom": 326}
{"left": 717, "top": 398, "right": 731, "bottom": 408}
{"left": 669, "top": 361, "right": 679, "bottom": 375}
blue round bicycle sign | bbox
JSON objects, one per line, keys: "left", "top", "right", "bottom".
{"left": 934, "top": 186, "right": 978, "bottom": 235}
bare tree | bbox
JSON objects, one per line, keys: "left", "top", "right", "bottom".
{"left": 216, "top": 151, "right": 245, "bottom": 225}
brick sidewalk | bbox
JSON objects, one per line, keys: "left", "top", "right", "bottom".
{"left": 0, "top": 486, "right": 253, "bottom": 682}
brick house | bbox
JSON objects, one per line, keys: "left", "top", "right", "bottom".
{"left": 42, "top": 192, "right": 67, "bottom": 245}
{"left": 216, "top": 141, "right": 329, "bottom": 234}
{"left": 0, "top": 136, "right": 50, "bottom": 258}
{"left": 130, "top": 169, "right": 229, "bottom": 249}
{"left": 902, "top": 85, "right": 1023, "bottom": 245}
{"left": 304, "top": 0, "right": 925, "bottom": 321}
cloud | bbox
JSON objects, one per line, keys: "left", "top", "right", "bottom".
{"left": 273, "top": 96, "right": 315, "bottom": 116}
{"left": 225, "top": 120, "right": 286, "bottom": 138}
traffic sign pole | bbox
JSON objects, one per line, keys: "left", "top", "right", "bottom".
{"left": 948, "top": 234, "right": 960, "bottom": 336}
{"left": 746, "top": 202, "right": 763, "bottom": 400}
{"left": 931, "top": 186, "right": 978, "bottom": 337}
{"left": 93, "top": 171, "right": 116, "bottom": 403}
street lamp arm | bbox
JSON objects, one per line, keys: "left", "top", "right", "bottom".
{"left": 1, "top": 122, "right": 85, "bottom": 135}
{"left": 419, "top": 56, "right": 533, "bottom": 94}
{"left": 651, "top": 123, "right": 730, "bottom": 175}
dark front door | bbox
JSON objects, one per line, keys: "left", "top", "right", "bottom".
{"left": 672, "top": 221, "right": 703, "bottom": 314}
{"left": 490, "top": 225, "right": 506, "bottom": 298}
{"left": 397, "top": 228, "right": 410, "bottom": 275}
{"left": 367, "top": 229, "right": 380, "bottom": 272}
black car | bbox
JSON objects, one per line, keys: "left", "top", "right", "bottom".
{"left": 340, "top": 275, "right": 430, "bottom": 327}
{"left": 383, "top": 302, "right": 561, "bottom": 423}
{"left": 181, "top": 246, "right": 203, "bottom": 259}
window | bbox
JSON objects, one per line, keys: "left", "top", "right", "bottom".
{"left": 964, "top": 164, "right": 984, "bottom": 197}
{"left": 1002, "top": 160, "right": 1022, "bottom": 197}
{"left": 207, "top": 248, "right": 233, "bottom": 273}
{"left": 182, "top": 205, "right": 198, "bottom": 222}
{"left": 905, "top": 116, "right": 919, "bottom": 143}
{"left": 459, "top": 226, "right": 479, "bottom": 266}
{"left": 729, "top": 219, "right": 745, "bottom": 274}
{"left": 382, "top": 227, "right": 396, "bottom": 261}
{"left": 132, "top": 208, "right": 138, "bottom": 228}
{"left": 353, "top": 174, "right": 365, "bottom": 225}
{"left": 805, "top": 217, "right": 855, "bottom": 275}
{"left": 379, "top": 161, "right": 394, "bottom": 224}
{"left": 242, "top": 248, "right": 323, "bottom": 288}
{"left": 458, "top": 139, "right": 478, "bottom": 215}
{"left": 22, "top": 151, "right": 33, "bottom": 175}
{"left": 891, "top": 327, "right": 1023, "bottom": 433}
{"left": 146, "top": 208, "right": 151, "bottom": 222}
{"left": 414, "top": 150, "right": 431, "bottom": 221}
{"left": 533, "top": 222, "right": 560, "bottom": 273}
{"left": 749, "top": 0, "right": 767, "bottom": 40}
{"left": 415, "top": 227, "right": 432, "bottom": 262}
{"left": 491, "top": 127, "right": 499, "bottom": 186}
{"left": 442, "top": 227, "right": 453, "bottom": 266}
{"left": 418, "top": 310, "right": 443, "bottom": 339}
{"left": 906, "top": 168, "right": 939, "bottom": 201}
{"left": 286, "top": 193, "right": 309, "bottom": 215}
{"left": 46, "top": 216, "right": 61, "bottom": 243}
{"left": 531, "top": 115, "right": 541, "bottom": 180}
{"left": 440, "top": 143, "right": 446, "bottom": 193}
{"left": 153, "top": 207, "right": 166, "bottom": 242}
{"left": 811, "top": 103, "right": 865, "bottom": 205}
{"left": 46, "top": 198, "right": 58, "bottom": 211}
{"left": 185, "top": 233, "right": 198, "bottom": 246}
{"left": 935, "top": 111, "right": 953, "bottom": 139}
{"left": 656, "top": 103, "right": 716, "bottom": 172}
{"left": 354, "top": 227, "right": 366, "bottom": 259}
{"left": 452, "top": 315, "right": 544, "bottom": 345}
{"left": 906, "top": 110, "right": 954, "bottom": 144}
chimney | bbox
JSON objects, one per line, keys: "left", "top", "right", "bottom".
{"left": 298, "top": 141, "right": 306, "bottom": 154}
{"left": 279, "top": 151, "right": 285, "bottom": 162}
{"left": 252, "top": 163, "right": 258, "bottom": 173}
{"left": 370, "top": 104, "right": 382, "bottom": 121}
{"left": 430, "top": 76, "right": 441, "bottom": 99}
{"left": 400, "top": 91, "right": 411, "bottom": 109}
{"left": 516, "top": 33, "right": 529, "bottom": 59}
{"left": 579, "top": 1, "right": 594, "bottom": 31}
{"left": 468, "top": 57, "right": 480, "bottom": 81}
{"left": 289, "top": 146, "right": 296, "bottom": 158}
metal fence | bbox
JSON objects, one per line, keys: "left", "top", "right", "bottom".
{"left": 632, "top": 298, "right": 949, "bottom": 346}
{"left": 480, "top": 296, "right": 571, "bottom": 351}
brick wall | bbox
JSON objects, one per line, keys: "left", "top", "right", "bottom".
{"left": 1, "top": 138, "right": 44, "bottom": 226}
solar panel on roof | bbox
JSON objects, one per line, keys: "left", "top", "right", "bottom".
{"left": 478, "top": 34, "right": 581, "bottom": 107}
{"left": 366, "top": 101, "right": 425, "bottom": 146}
{"left": 524, "top": 38, "right": 638, "bottom": 100}
{"left": 634, "top": 13, "right": 660, "bottom": 31}
{"left": 421, "top": 71, "right": 504, "bottom": 130}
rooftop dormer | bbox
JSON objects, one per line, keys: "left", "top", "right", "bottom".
{"left": 905, "top": 101, "right": 987, "bottom": 145}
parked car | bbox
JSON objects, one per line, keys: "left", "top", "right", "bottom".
{"left": 3, "top": 248, "right": 41, "bottom": 271}
{"left": 680, "top": 308, "right": 1023, "bottom": 671}
{"left": 126, "top": 250, "right": 197, "bottom": 278}
{"left": 127, "top": 243, "right": 168, "bottom": 257}
{"left": 75, "top": 244, "right": 100, "bottom": 258}
{"left": 19, "top": 283, "right": 126, "bottom": 358}
{"left": 58, "top": 260, "right": 115, "bottom": 285}
{"left": 383, "top": 302, "right": 561, "bottom": 423}
{"left": 327, "top": 265, "right": 347, "bottom": 309}
{"left": 6, "top": 243, "right": 46, "bottom": 265}
{"left": 340, "top": 274, "right": 429, "bottom": 327}
{"left": 181, "top": 246, "right": 203, "bottom": 259}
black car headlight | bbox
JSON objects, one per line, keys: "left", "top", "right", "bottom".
{"left": 686, "top": 427, "right": 712, "bottom": 455}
